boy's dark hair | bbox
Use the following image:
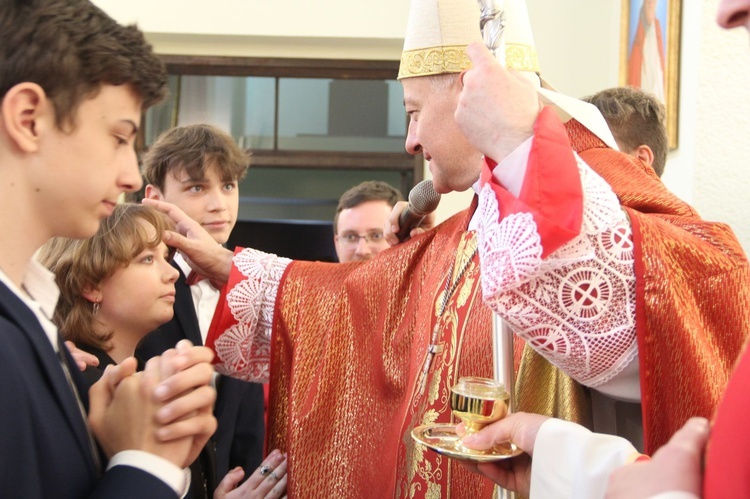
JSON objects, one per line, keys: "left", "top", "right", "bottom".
{"left": 141, "top": 124, "right": 251, "bottom": 191}
{"left": 334, "top": 181, "right": 404, "bottom": 233}
{"left": 582, "top": 86, "right": 668, "bottom": 177}
{"left": 0, "top": 0, "right": 168, "bottom": 130}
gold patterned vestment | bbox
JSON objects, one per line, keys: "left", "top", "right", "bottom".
{"left": 268, "top": 204, "right": 588, "bottom": 498}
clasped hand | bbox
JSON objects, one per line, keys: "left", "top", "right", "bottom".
{"left": 88, "top": 340, "right": 218, "bottom": 469}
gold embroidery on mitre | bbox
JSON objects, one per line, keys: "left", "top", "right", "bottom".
{"left": 398, "top": 44, "right": 472, "bottom": 79}
{"left": 506, "top": 43, "right": 540, "bottom": 73}
{"left": 398, "top": 43, "right": 540, "bottom": 79}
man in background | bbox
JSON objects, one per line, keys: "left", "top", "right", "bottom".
{"left": 333, "top": 180, "right": 403, "bottom": 263}
{"left": 583, "top": 86, "right": 668, "bottom": 178}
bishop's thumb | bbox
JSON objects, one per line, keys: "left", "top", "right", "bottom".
{"left": 466, "top": 42, "right": 494, "bottom": 69}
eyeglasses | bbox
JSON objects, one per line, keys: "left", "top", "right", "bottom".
{"left": 337, "top": 231, "right": 386, "bottom": 246}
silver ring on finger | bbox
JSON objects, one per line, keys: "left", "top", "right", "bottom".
{"left": 270, "top": 470, "right": 279, "bottom": 480}
{"left": 258, "top": 464, "right": 272, "bottom": 476}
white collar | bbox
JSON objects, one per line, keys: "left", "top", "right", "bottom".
{"left": 537, "top": 88, "right": 620, "bottom": 152}
{"left": 0, "top": 256, "right": 60, "bottom": 321}
{"left": 174, "top": 253, "right": 191, "bottom": 278}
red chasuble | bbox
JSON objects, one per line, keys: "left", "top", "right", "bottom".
{"left": 267, "top": 213, "right": 588, "bottom": 498}
{"left": 566, "top": 120, "right": 750, "bottom": 453}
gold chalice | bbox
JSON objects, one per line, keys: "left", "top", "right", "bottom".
{"left": 450, "top": 377, "right": 509, "bottom": 454}
{"left": 411, "top": 376, "right": 520, "bottom": 461}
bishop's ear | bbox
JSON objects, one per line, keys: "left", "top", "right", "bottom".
{"left": 1, "top": 82, "right": 50, "bottom": 153}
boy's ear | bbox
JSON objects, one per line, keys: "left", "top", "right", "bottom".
{"left": 144, "top": 184, "right": 164, "bottom": 200}
{"left": 1, "top": 82, "right": 51, "bottom": 153}
{"left": 634, "top": 144, "right": 655, "bottom": 168}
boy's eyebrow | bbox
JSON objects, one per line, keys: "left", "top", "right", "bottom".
{"left": 177, "top": 176, "right": 207, "bottom": 184}
{"left": 120, "top": 120, "right": 139, "bottom": 136}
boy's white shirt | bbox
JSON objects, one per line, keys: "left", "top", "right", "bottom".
{"left": 175, "top": 253, "right": 219, "bottom": 345}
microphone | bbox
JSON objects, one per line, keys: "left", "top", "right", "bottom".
{"left": 396, "top": 179, "right": 441, "bottom": 242}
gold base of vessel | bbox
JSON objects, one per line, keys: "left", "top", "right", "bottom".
{"left": 411, "top": 423, "right": 523, "bottom": 462}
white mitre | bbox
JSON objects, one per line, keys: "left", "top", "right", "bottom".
{"left": 398, "top": 0, "right": 618, "bottom": 150}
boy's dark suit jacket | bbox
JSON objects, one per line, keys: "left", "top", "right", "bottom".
{"left": 0, "top": 282, "right": 176, "bottom": 498}
{"left": 79, "top": 345, "right": 217, "bottom": 499}
{"left": 136, "top": 266, "right": 265, "bottom": 495}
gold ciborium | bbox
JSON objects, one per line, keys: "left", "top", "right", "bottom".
{"left": 450, "top": 376, "right": 509, "bottom": 454}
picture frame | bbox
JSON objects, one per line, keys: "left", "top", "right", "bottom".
{"left": 619, "top": 0, "right": 681, "bottom": 149}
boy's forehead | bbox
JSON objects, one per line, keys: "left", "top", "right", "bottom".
{"left": 170, "top": 161, "right": 235, "bottom": 183}
{"left": 65, "top": 84, "right": 142, "bottom": 131}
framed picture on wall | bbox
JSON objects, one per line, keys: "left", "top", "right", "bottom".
{"left": 620, "top": 0, "right": 681, "bottom": 149}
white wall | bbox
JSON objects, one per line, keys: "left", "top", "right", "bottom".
{"left": 692, "top": 0, "right": 750, "bottom": 251}
{"left": 93, "top": 0, "right": 407, "bottom": 39}
{"left": 92, "top": 0, "right": 407, "bottom": 59}
{"left": 94, "top": 0, "right": 750, "bottom": 253}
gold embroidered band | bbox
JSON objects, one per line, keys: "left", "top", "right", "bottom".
{"left": 398, "top": 44, "right": 472, "bottom": 79}
{"left": 398, "top": 43, "right": 540, "bottom": 79}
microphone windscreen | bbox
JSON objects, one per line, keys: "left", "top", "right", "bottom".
{"left": 408, "top": 180, "right": 441, "bottom": 217}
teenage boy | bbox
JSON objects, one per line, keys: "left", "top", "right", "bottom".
{"left": 137, "top": 124, "right": 265, "bottom": 496}
{"left": 0, "top": 0, "right": 217, "bottom": 497}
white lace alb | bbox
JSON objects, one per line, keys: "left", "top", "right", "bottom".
{"left": 477, "top": 154, "right": 637, "bottom": 388}
{"left": 213, "top": 249, "right": 290, "bottom": 382}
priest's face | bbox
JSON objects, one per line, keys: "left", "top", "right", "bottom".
{"left": 402, "top": 74, "right": 484, "bottom": 194}
{"left": 717, "top": 0, "right": 750, "bottom": 33}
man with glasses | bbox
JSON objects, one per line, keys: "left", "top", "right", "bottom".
{"left": 333, "top": 181, "right": 404, "bottom": 263}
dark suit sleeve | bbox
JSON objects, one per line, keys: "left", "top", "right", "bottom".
{"left": 229, "top": 380, "right": 266, "bottom": 473}
{"left": 214, "top": 377, "right": 266, "bottom": 478}
{"left": 89, "top": 465, "right": 178, "bottom": 498}
{"left": 0, "top": 311, "right": 178, "bottom": 499}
